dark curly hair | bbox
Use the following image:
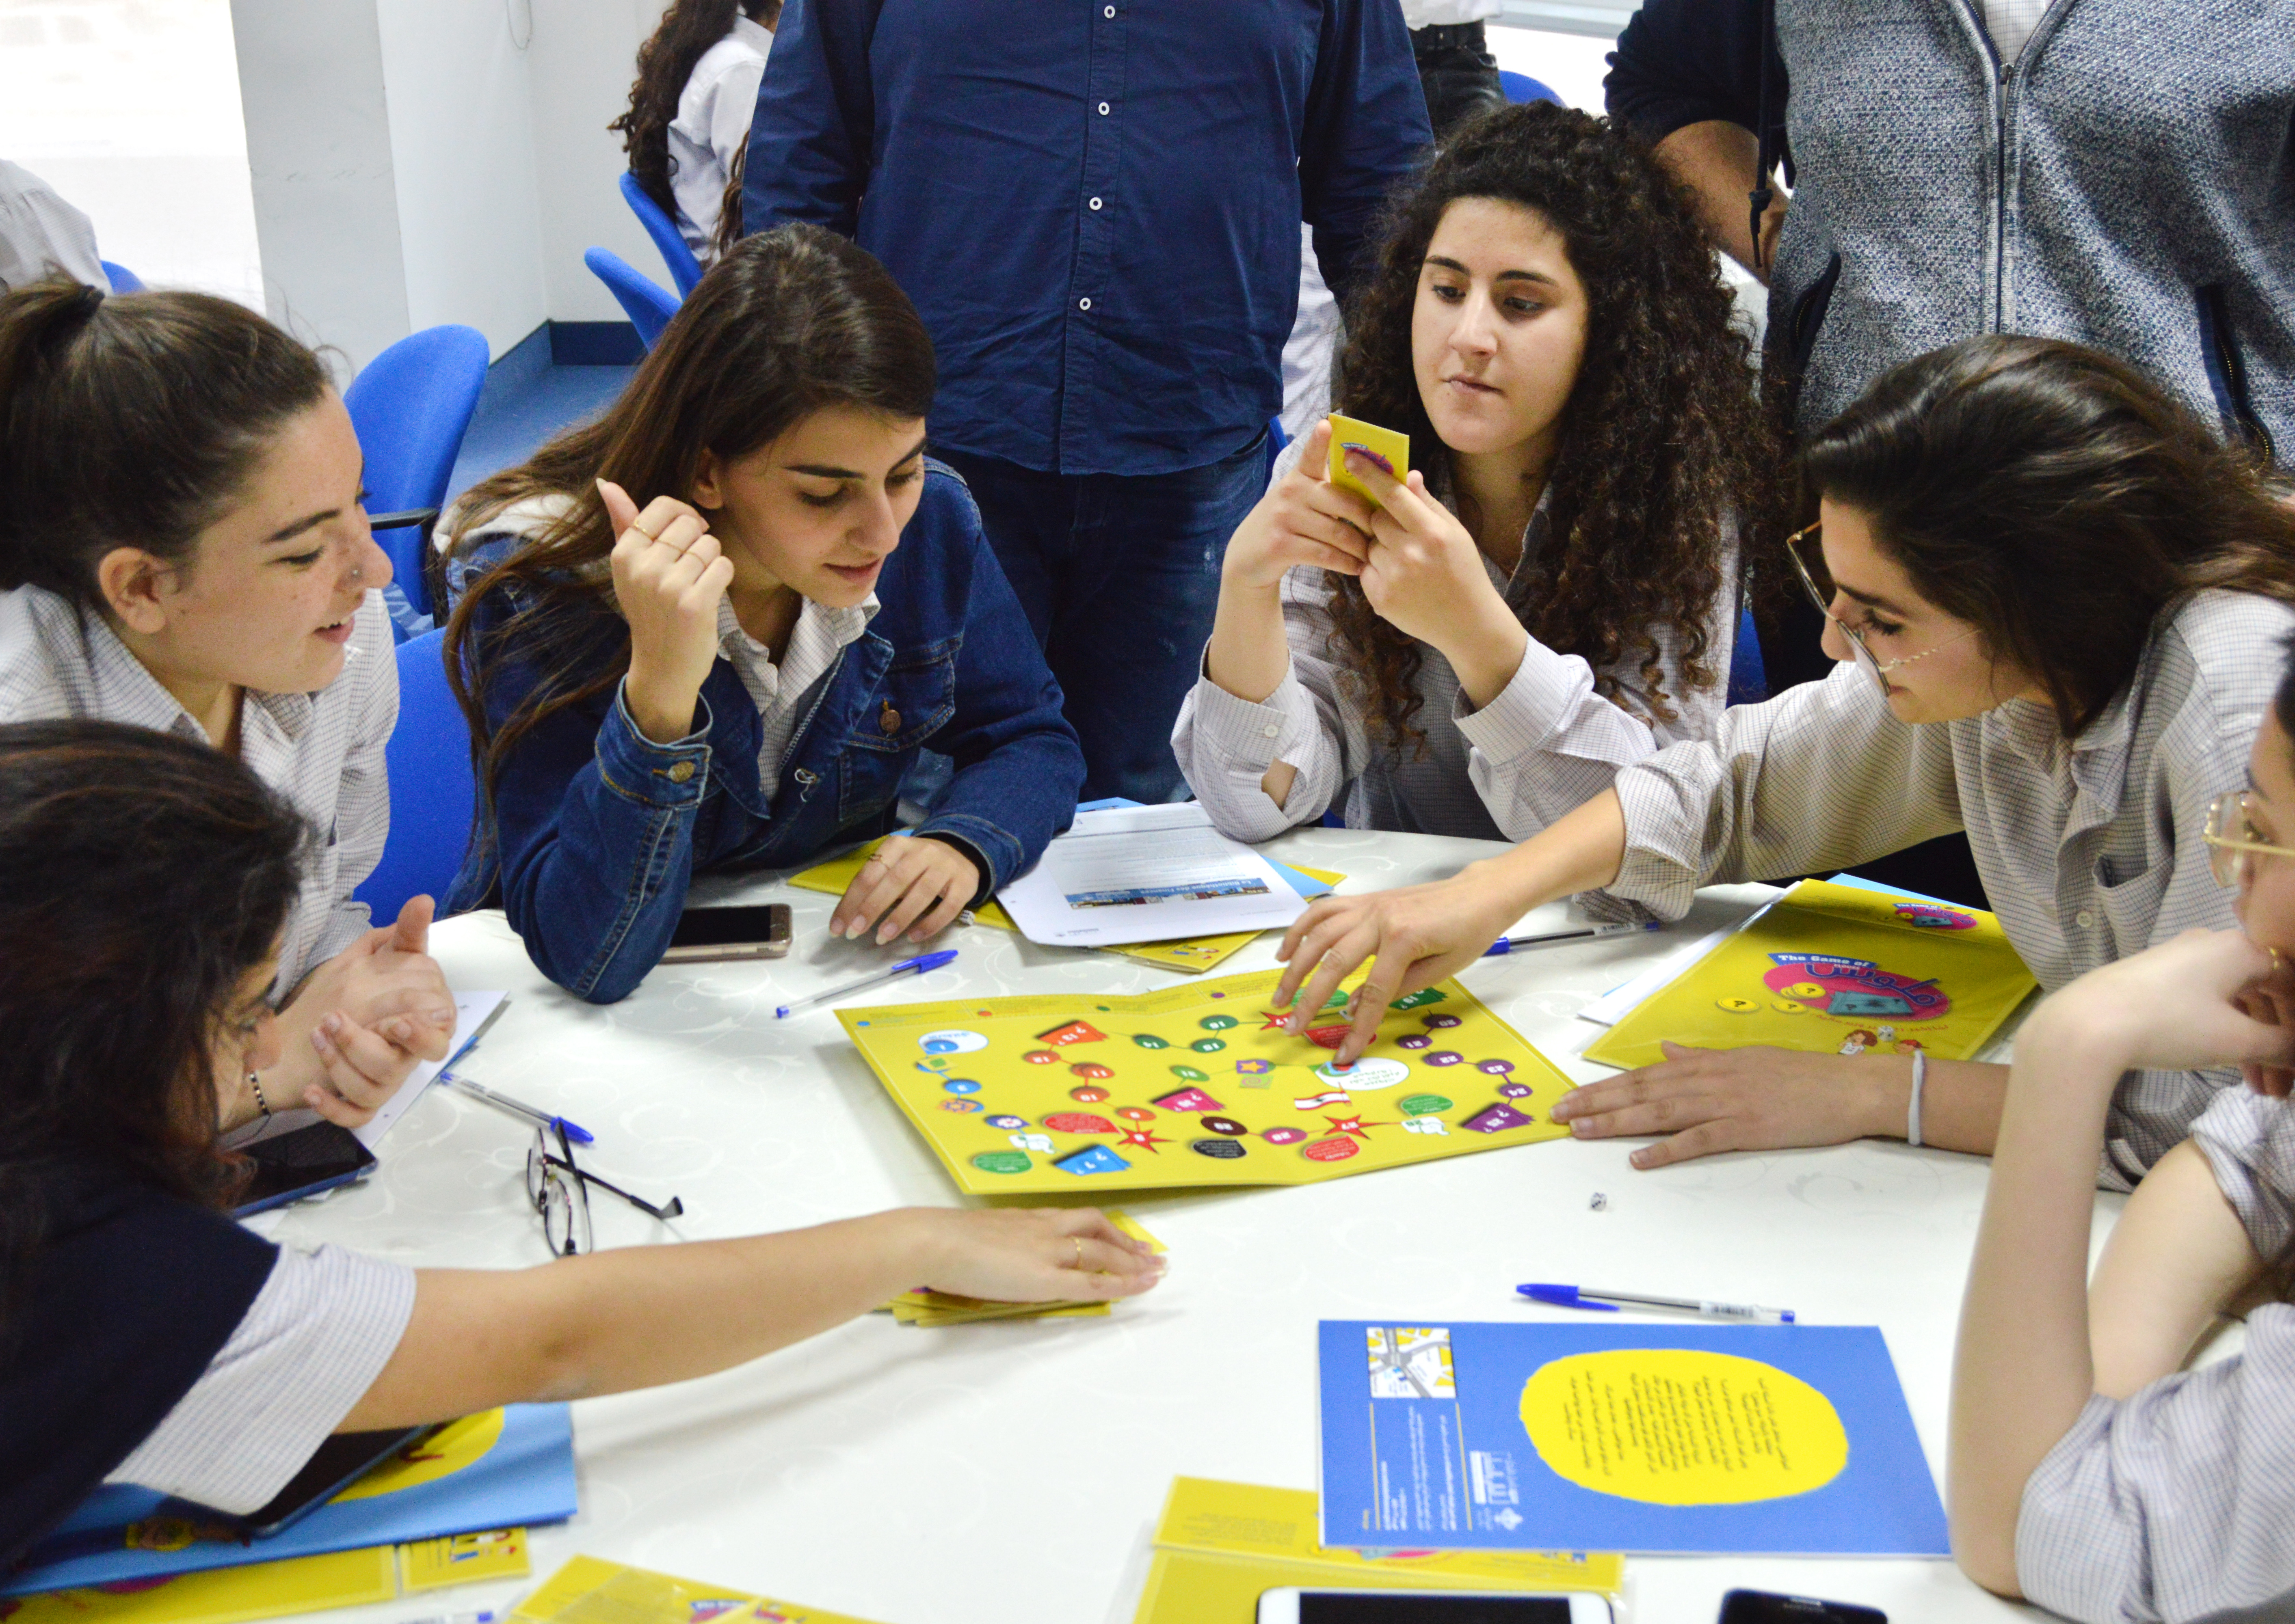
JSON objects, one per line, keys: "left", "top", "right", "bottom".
{"left": 610, "top": 0, "right": 780, "bottom": 217}
{"left": 1328, "top": 102, "right": 1783, "bottom": 751}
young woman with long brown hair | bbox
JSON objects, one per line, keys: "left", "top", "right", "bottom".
{"left": 611, "top": 0, "right": 779, "bottom": 266}
{"left": 1274, "top": 336, "right": 2295, "bottom": 1189}
{"left": 1174, "top": 103, "right": 1778, "bottom": 845}
{"left": 440, "top": 225, "right": 1084, "bottom": 1004}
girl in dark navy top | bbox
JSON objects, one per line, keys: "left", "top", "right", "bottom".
{"left": 441, "top": 225, "right": 1084, "bottom": 1002}
{"left": 0, "top": 722, "right": 1158, "bottom": 1568}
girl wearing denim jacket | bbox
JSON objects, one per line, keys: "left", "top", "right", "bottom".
{"left": 441, "top": 225, "right": 1085, "bottom": 1003}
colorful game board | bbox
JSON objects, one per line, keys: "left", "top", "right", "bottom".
{"left": 838, "top": 968, "right": 1574, "bottom": 1194}
{"left": 1583, "top": 879, "right": 2038, "bottom": 1072}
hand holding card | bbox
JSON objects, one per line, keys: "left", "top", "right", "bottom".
{"left": 1325, "top": 413, "right": 1410, "bottom": 508}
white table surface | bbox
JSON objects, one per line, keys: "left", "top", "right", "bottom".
{"left": 266, "top": 828, "right": 2077, "bottom": 1624}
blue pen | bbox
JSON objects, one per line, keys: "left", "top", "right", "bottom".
{"left": 1484, "top": 920, "right": 1659, "bottom": 955}
{"left": 442, "top": 1071, "right": 594, "bottom": 1145}
{"left": 1520, "top": 1282, "right": 1794, "bottom": 1324}
{"left": 776, "top": 949, "right": 958, "bottom": 1019}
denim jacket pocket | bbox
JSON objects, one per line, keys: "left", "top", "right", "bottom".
{"left": 838, "top": 641, "right": 959, "bottom": 824}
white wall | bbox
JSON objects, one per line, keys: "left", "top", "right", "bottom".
{"left": 526, "top": 0, "right": 667, "bottom": 324}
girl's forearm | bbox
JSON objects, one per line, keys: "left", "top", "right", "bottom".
{"left": 1480, "top": 787, "right": 1631, "bottom": 908}
{"left": 1203, "top": 579, "right": 1291, "bottom": 704}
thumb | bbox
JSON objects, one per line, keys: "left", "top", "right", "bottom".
{"left": 597, "top": 478, "right": 640, "bottom": 537}
{"left": 1300, "top": 418, "right": 1335, "bottom": 483}
{"left": 1658, "top": 1041, "right": 1707, "bottom": 1059}
{"left": 392, "top": 894, "right": 435, "bottom": 955}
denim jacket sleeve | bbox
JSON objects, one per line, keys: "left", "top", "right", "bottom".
{"left": 467, "top": 579, "right": 716, "bottom": 1004}
{"left": 906, "top": 477, "right": 1086, "bottom": 891}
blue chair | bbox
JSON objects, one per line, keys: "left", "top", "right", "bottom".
{"left": 619, "top": 171, "right": 705, "bottom": 298}
{"left": 344, "top": 325, "right": 489, "bottom": 626}
{"left": 1265, "top": 414, "right": 1289, "bottom": 483}
{"left": 100, "top": 260, "right": 143, "bottom": 293}
{"left": 353, "top": 630, "right": 478, "bottom": 924}
{"left": 1498, "top": 70, "right": 1565, "bottom": 108}
{"left": 584, "top": 248, "right": 681, "bottom": 352}
{"left": 1726, "top": 603, "right": 1767, "bottom": 705}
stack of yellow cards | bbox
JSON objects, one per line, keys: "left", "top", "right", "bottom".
{"left": 5, "top": 1529, "right": 529, "bottom": 1624}
{"left": 788, "top": 840, "right": 1343, "bottom": 975}
{"left": 1133, "top": 1478, "right": 1620, "bottom": 1623}
{"left": 880, "top": 1210, "right": 1164, "bottom": 1327}
{"left": 511, "top": 1554, "right": 881, "bottom": 1624}
{"left": 1325, "top": 413, "right": 1410, "bottom": 504}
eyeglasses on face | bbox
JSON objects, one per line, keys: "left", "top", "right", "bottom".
{"left": 1784, "top": 521, "right": 1976, "bottom": 698}
{"left": 2204, "top": 789, "right": 2295, "bottom": 891}
{"left": 524, "top": 1125, "right": 684, "bottom": 1257}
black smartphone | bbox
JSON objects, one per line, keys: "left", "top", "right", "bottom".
{"left": 662, "top": 901, "right": 794, "bottom": 962}
{"left": 231, "top": 1121, "right": 378, "bottom": 1217}
{"left": 1719, "top": 1591, "right": 1886, "bottom": 1624}
{"left": 1258, "top": 1594, "right": 1611, "bottom": 1624}
{"left": 213, "top": 1424, "right": 436, "bottom": 1536}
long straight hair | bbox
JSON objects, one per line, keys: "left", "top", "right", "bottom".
{"left": 441, "top": 224, "right": 936, "bottom": 810}
{"left": 1802, "top": 336, "right": 2295, "bottom": 736}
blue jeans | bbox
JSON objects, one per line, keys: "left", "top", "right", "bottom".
{"left": 935, "top": 437, "right": 1266, "bottom": 803}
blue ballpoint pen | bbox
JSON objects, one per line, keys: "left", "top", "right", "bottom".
{"left": 776, "top": 949, "right": 958, "bottom": 1019}
{"left": 1483, "top": 920, "right": 1660, "bottom": 955}
{"left": 1520, "top": 1282, "right": 1795, "bottom": 1324}
{"left": 442, "top": 1071, "right": 594, "bottom": 1145}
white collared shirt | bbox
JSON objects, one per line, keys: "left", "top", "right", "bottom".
{"left": 669, "top": 15, "right": 774, "bottom": 265}
{"left": 0, "top": 584, "right": 398, "bottom": 997}
{"left": 715, "top": 590, "right": 877, "bottom": 794}
{"left": 0, "top": 159, "right": 104, "bottom": 292}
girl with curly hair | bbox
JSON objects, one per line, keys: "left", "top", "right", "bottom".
{"left": 1174, "top": 102, "right": 1776, "bottom": 845}
{"left": 610, "top": 0, "right": 778, "bottom": 268}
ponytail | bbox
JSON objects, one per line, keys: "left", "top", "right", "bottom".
{"left": 0, "top": 280, "right": 329, "bottom": 607}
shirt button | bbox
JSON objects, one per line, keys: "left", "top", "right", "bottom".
{"left": 666, "top": 761, "right": 696, "bottom": 784}
{"left": 1262, "top": 725, "right": 1280, "bottom": 739}
{"left": 1078, "top": 297, "right": 1092, "bottom": 311}
{"left": 1088, "top": 196, "right": 1103, "bottom": 210}
{"left": 1098, "top": 101, "right": 1111, "bottom": 115}
{"left": 2073, "top": 908, "right": 2096, "bottom": 930}
{"left": 1103, "top": 4, "right": 1115, "bottom": 14}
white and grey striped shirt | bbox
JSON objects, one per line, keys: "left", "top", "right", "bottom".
{"left": 2016, "top": 1086, "right": 2295, "bottom": 1624}
{"left": 1605, "top": 588, "right": 2295, "bottom": 1186}
{"left": 105, "top": 1245, "right": 417, "bottom": 1512}
{"left": 1173, "top": 463, "right": 1738, "bottom": 845}
{"left": 0, "top": 584, "right": 397, "bottom": 996}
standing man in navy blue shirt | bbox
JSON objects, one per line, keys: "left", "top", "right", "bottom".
{"left": 742, "top": 0, "right": 1431, "bottom": 804}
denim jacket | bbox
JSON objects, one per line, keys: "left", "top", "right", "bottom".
{"left": 443, "top": 462, "right": 1084, "bottom": 1002}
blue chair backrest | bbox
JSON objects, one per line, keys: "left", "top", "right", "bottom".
{"left": 584, "top": 248, "right": 681, "bottom": 352}
{"left": 1498, "top": 71, "right": 1565, "bottom": 108}
{"left": 1726, "top": 603, "right": 1767, "bottom": 706}
{"left": 343, "top": 325, "right": 489, "bottom": 620}
{"left": 100, "top": 260, "right": 143, "bottom": 293}
{"left": 619, "top": 171, "right": 706, "bottom": 298}
{"left": 1265, "top": 415, "right": 1289, "bottom": 484}
{"left": 354, "top": 630, "right": 478, "bottom": 924}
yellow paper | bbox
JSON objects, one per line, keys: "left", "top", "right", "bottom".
{"left": 511, "top": 1553, "right": 883, "bottom": 1624}
{"left": 1325, "top": 413, "right": 1410, "bottom": 506}
{"left": 882, "top": 1210, "right": 1163, "bottom": 1326}
{"left": 840, "top": 967, "right": 1572, "bottom": 1194}
{"left": 1133, "top": 1478, "right": 1622, "bottom": 1624}
{"left": 1584, "top": 878, "right": 2038, "bottom": 1071}
{"left": 787, "top": 840, "right": 1342, "bottom": 975}
{"left": 5, "top": 1529, "right": 531, "bottom": 1624}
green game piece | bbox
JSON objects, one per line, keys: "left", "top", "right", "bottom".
{"left": 1320, "top": 989, "right": 1350, "bottom": 1010}
{"left": 1190, "top": 1037, "right": 1226, "bottom": 1053}
{"left": 1198, "top": 1014, "right": 1239, "bottom": 1031}
{"left": 1170, "top": 1065, "right": 1209, "bottom": 1082}
{"left": 1397, "top": 1093, "right": 1453, "bottom": 1117}
{"left": 1393, "top": 988, "right": 1449, "bottom": 1011}
{"left": 970, "top": 1151, "right": 1032, "bottom": 1175}
{"left": 1132, "top": 1033, "right": 1170, "bottom": 1050}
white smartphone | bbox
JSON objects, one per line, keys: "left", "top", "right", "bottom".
{"left": 1255, "top": 1591, "right": 1614, "bottom": 1624}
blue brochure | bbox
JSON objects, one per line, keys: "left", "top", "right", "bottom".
{"left": 5, "top": 1404, "right": 576, "bottom": 1596}
{"left": 1317, "top": 1321, "right": 1948, "bottom": 1556}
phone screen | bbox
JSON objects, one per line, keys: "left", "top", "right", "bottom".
{"left": 236, "top": 1121, "right": 376, "bottom": 1209}
{"left": 669, "top": 903, "right": 791, "bottom": 948}
{"left": 1298, "top": 1600, "right": 1579, "bottom": 1623}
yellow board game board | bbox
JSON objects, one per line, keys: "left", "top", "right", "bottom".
{"left": 838, "top": 967, "right": 1573, "bottom": 1195}
{"left": 1583, "top": 879, "right": 2038, "bottom": 1072}
{"left": 511, "top": 1554, "right": 883, "bottom": 1624}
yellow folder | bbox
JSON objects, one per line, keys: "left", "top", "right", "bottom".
{"left": 510, "top": 1553, "right": 884, "bottom": 1624}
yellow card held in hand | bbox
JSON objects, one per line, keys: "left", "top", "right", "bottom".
{"left": 1325, "top": 413, "right": 1409, "bottom": 506}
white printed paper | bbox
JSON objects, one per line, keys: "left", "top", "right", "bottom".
{"left": 995, "top": 803, "right": 1308, "bottom": 946}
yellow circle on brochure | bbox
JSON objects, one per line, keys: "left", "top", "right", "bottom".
{"left": 1518, "top": 1350, "right": 1848, "bottom": 1506}
{"left": 1714, "top": 996, "right": 1759, "bottom": 1014}
{"left": 334, "top": 1408, "right": 506, "bottom": 1500}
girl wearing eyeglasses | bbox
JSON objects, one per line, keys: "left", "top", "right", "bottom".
{"left": 1947, "top": 642, "right": 2295, "bottom": 1620}
{"left": 0, "top": 721, "right": 1161, "bottom": 1570}
{"left": 1274, "top": 335, "right": 2295, "bottom": 1187}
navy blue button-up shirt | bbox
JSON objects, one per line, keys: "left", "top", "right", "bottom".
{"left": 741, "top": 0, "right": 1431, "bottom": 478}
